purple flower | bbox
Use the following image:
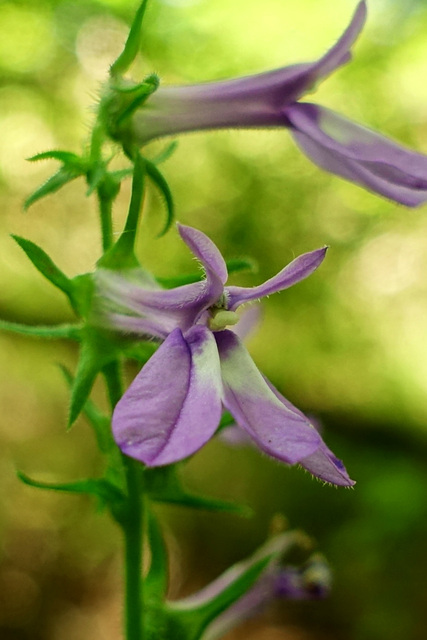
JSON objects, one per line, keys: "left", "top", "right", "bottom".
{"left": 170, "top": 532, "right": 330, "bottom": 640}
{"left": 96, "top": 224, "right": 353, "bottom": 486}
{"left": 129, "top": 1, "right": 427, "bottom": 207}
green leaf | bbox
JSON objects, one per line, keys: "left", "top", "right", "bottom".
{"left": 24, "top": 167, "right": 82, "bottom": 209}
{"left": 145, "top": 509, "right": 168, "bottom": 599}
{"left": 60, "top": 365, "right": 115, "bottom": 454}
{"left": 17, "top": 472, "right": 124, "bottom": 506}
{"left": 12, "top": 235, "right": 75, "bottom": 301}
{"left": 68, "top": 354, "right": 99, "bottom": 428}
{"left": 110, "top": 0, "right": 150, "bottom": 76}
{"left": 28, "top": 150, "right": 86, "bottom": 169}
{"left": 145, "top": 466, "right": 251, "bottom": 517}
{"left": 68, "top": 328, "right": 117, "bottom": 426}
{"left": 0, "top": 320, "right": 81, "bottom": 340}
{"left": 145, "top": 160, "right": 174, "bottom": 235}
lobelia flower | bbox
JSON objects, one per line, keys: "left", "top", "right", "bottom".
{"left": 129, "top": 0, "right": 427, "bottom": 207}
{"left": 169, "top": 531, "right": 331, "bottom": 640}
{"left": 96, "top": 224, "right": 354, "bottom": 487}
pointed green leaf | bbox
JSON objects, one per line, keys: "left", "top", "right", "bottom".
{"left": 24, "top": 167, "right": 82, "bottom": 209}
{"left": 0, "top": 320, "right": 81, "bottom": 340}
{"left": 153, "top": 492, "right": 252, "bottom": 517}
{"left": 68, "top": 357, "right": 99, "bottom": 428}
{"left": 145, "top": 509, "right": 168, "bottom": 599}
{"left": 60, "top": 365, "right": 115, "bottom": 453}
{"left": 28, "top": 150, "right": 86, "bottom": 168}
{"left": 110, "top": 0, "right": 149, "bottom": 76}
{"left": 12, "top": 235, "right": 74, "bottom": 300}
{"left": 17, "top": 472, "right": 124, "bottom": 504}
{"left": 144, "top": 466, "right": 251, "bottom": 516}
{"left": 145, "top": 160, "right": 174, "bottom": 235}
{"left": 68, "top": 329, "right": 117, "bottom": 426}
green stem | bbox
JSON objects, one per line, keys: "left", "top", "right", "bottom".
{"left": 98, "top": 191, "right": 114, "bottom": 252}
{"left": 103, "top": 360, "right": 144, "bottom": 640}
{"left": 123, "top": 455, "right": 144, "bottom": 640}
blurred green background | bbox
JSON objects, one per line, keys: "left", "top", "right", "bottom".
{"left": 1, "top": 0, "right": 427, "bottom": 638}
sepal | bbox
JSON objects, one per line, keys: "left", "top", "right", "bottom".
{"left": 145, "top": 159, "right": 174, "bottom": 235}
{"left": 110, "top": 0, "right": 150, "bottom": 77}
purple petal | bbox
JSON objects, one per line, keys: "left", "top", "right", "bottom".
{"left": 112, "top": 325, "right": 222, "bottom": 466}
{"left": 132, "top": 4, "right": 366, "bottom": 143}
{"left": 177, "top": 223, "right": 228, "bottom": 286}
{"left": 215, "top": 330, "right": 321, "bottom": 464}
{"left": 299, "top": 441, "right": 355, "bottom": 487}
{"left": 102, "top": 312, "right": 173, "bottom": 339}
{"left": 287, "top": 103, "right": 427, "bottom": 206}
{"left": 226, "top": 247, "right": 327, "bottom": 310}
{"left": 309, "top": 1, "right": 367, "bottom": 83}
{"left": 218, "top": 402, "right": 354, "bottom": 487}
{"left": 95, "top": 269, "right": 218, "bottom": 334}
{"left": 263, "top": 377, "right": 354, "bottom": 487}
